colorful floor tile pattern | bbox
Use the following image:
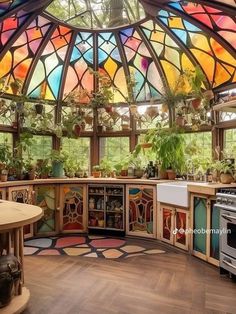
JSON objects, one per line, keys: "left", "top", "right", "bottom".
{"left": 24, "top": 235, "right": 167, "bottom": 259}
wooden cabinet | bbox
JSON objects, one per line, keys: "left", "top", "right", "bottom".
{"left": 34, "top": 185, "right": 58, "bottom": 236}
{"left": 0, "top": 188, "right": 6, "bottom": 200}
{"left": 190, "top": 194, "right": 218, "bottom": 266}
{"left": 8, "top": 186, "right": 34, "bottom": 238}
{"left": 88, "top": 185, "right": 124, "bottom": 231}
{"left": 159, "top": 204, "right": 189, "bottom": 251}
{"left": 60, "top": 184, "right": 87, "bottom": 233}
{"left": 126, "top": 185, "right": 156, "bottom": 238}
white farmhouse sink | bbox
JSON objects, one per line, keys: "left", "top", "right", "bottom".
{"left": 157, "top": 181, "right": 203, "bottom": 207}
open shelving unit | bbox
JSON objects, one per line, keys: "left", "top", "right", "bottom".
{"left": 87, "top": 184, "right": 125, "bottom": 231}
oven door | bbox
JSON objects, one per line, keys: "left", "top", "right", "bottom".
{"left": 220, "top": 209, "right": 236, "bottom": 258}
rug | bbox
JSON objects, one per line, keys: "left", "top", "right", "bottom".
{"left": 24, "top": 235, "right": 167, "bottom": 259}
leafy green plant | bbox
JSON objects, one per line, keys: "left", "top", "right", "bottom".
{"left": 50, "top": 149, "right": 69, "bottom": 163}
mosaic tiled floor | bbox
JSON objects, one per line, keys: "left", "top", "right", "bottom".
{"left": 24, "top": 235, "right": 166, "bottom": 259}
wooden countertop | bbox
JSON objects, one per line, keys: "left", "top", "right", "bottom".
{"left": 0, "top": 177, "right": 170, "bottom": 187}
{"left": 187, "top": 182, "right": 236, "bottom": 195}
{"left": 0, "top": 200, "right": 43, "bottom": 231}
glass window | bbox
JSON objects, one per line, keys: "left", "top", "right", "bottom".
{"left": 61, "top": 137, "right": 90, "bottom": 171}
{"left": 183, "top": 132, "right": 212, "bottom": 160}
{"left": 0, "top": 132, "right": 13, "bottom": 150}
{"left": 99, "top": 137, "right": 130, "bottom": 164}
{"left": 224, "top": 129, "right": 236, "bottom": 159}
{"left": 22, "top": 135, "right": 52, "bottom": 162}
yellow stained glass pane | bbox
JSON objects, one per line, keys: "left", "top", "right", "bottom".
{"left": 181, "top": 53, "right": 195, "bottom": 72}
{"left": 113, "top": 68, "right": 127, "bottom": 102}
{"left": 214, "top": 62, "right": 231, "bottom": 87}
{"left": 224, "top": 64, "right": 235, "bottom": 75}
{"left": 169, "top": 17, "right": 184, "bottom": 29}
{"left": 191, "top": 49, "right": 215, "bottom": 84}
{"left": 151, "top": 31, "right": 165, "bottom": 43}
{"left": 0, "top": 52, "right": 12, "bottom": 77}
{"left": 104, "top": 57, "right": 117, "bottom": 80}
{"left": 160, "top": 60, "right": 180, "bottom": 90}
{"left": 210, "top": 39, "right": 236, "bottom": 66}
{"left": 189, "top": 33, "right": 211, "bottom": 52}
{"left": 45, "top": 85, "right": 55, "bottom": 100}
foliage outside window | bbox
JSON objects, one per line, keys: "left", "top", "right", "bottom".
{"left": 224, "top": 129, "right": 236, "bottom": 159}
{"left": 61, "top": 137, "right": 90, "bottom": 172}
{"left": 22, "top": 135, "right": 52, "bottom": 163}
{"left": 0, "top": 133, "right": 13, "bottom": 150}
{"left": 99, "top": 137, "right": 130, "bottom": 165}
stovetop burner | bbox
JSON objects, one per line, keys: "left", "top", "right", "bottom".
{"left": 218, "top": 188, "right": 236, "bottom": 195}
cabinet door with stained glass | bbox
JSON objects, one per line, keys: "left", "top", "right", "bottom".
{"left": 160, "top": 205, "right": 174, "bottom": 244}
{"left": 34, "top": 185, "right": 57, "bottom": 235}
{"left": 174, "top": 208, "right": 189, "bottom": 251}
{"left": 126, "top": 185, "right": 156, "bottom": 238}
{"left": 60, "top": 185, "right": 86, "bottom": 233}
{"left": 8, "top": 186, "right": 33, "bottom": 238}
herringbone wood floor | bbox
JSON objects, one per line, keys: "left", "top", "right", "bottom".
{"left": 22, "top": 240, "right": 236, "bottom": 314}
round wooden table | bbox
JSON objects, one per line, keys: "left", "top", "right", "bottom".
{"left": 0, "top": 200, "right": 43, "bottom": 314}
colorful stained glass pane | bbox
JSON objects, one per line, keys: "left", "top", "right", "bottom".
{"left": 193, "top": 197, "right": 207, "bottom": 254}
{"left": 27, "top": 25, "right": 72, "bottom": 100}
{"left": 0, "top": 0, "right": 28, "bottom": 16}
{"left": 63, "top": 32, "right": 94, "bottom": 100}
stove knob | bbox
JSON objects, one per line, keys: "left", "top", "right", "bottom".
{"left": 216, "top": 197, "right": 222, "bottom": 203}
{"left": 222, "top": 198, "right": 228, "bottom": 204}
{"left": 227, "top": 199, "right": 233, "bottom": 205}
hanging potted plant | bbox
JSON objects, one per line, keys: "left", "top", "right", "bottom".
{"left": 35, "top": 103, "right": 44, "bottom": 115}
{"left": 10, "top": 79, "right": 22, "bottom": 95}
{"left": 146, "top": 98, "right": 159, "bottom": 119}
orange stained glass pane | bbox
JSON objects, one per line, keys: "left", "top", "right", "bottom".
{"left": 169, "top": 17, "right": 184, "bottom": 29}
{"left": 2, "top": 17, "right": 17, "bottom": 31}
{"left": 13, "top": 58, "right": 32, "bottom": 79}
{"left": 104, "top": 57, "right": 117, "bottom": 80}
{"left": 26, "top": 28, "right": 42, "bottom": 41}
{"left": 214, "top": 62, "right": 232, "bottom": 86}
{"left": 0, "top": 52, "right": 12, "bottom": 77}
{"left": 210, "top": 39, "right": 236, "bottom": 66}
{"left": 191, "top": 49, "right": 215, "bottom": 84}
{"left": 189, "top": 33, "right": 212, "bottom": 54}
{"left": 63, "top": 66, "right": 79, "bottom": 96}
{"left": 161, "top": 60, "right": 180, "bottom": 89}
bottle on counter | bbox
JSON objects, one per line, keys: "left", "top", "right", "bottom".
{"left": 146, "top": 161, "right": 156, "bottom": 179}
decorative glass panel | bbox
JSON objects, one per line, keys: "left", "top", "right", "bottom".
{"left": 61, "top": 185, "right": 85, "bottom": 232}
{"left": 193, "top": 197, "right": 207, "bottom": 254}
{"left": 162, "top": 207, "right": 172, "bottom": 241}
{"left": 176, "top": 211, "right": 187, "bottom": 246}
{"left": 35, "top": 185, "right": 56, "bottom": 234}
{"left": 128, "top": 187, "right": 154, "bottom": 235}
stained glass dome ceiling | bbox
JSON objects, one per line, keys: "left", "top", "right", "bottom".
{"left": 0, "top": 0, "right": 235, "bottom": 104}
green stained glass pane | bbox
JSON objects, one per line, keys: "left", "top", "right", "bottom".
{"left": 193, "top": 197, "right": 207, "bottom": 254}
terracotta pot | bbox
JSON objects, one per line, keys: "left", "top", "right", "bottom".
{"left": 220, "top": 173, "right": 234, "bottom": 184}
{"left": 166, "top": 169, "right": 176, "bottom": 180}
{"left": 175, "top": 116, "right": 185, "bottom": 127}
{"left": 120, "top": 169, "right": 128, "bottom": 176}
{"left": 84, "top": 115, "right": 93, "bottom": 125}
{"left": 92, "top": 171, "right": 101, "bottom": 178}
{"left": 192, "top": 98, "right": 201, "bottom": 110}
{"left": 0, "top": 174, "right": 7, "bottom": 182}
{"left": 105, "top": 105, "right": 113, "bottom": 113}
{"left": 121, "top": 124, "right": 130, "bottom": 131}
{"left": 159, "top": 169, "right": 168, "bottom": 179}
{"left": 203, "top": 90, "right": 214, "bottom": 101}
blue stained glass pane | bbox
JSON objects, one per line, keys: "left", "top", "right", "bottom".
{"left": 158, "top": 10, "right": 169, "bottom": 17}
{"left": 169, "top": 3, "right": 183, "bottom": 11}
{"left": 150, "top": 87, "right": 160, "bottom": 98}
{"left": 111, "top": 48, "right": 121, "bottom": 62}
{"left": 142, "top": 28, "right": 151, "bottom": 38}
{"left": 48, "top": 65, "right": 63, "bottom": 98}
{"left": 29, "top": 86, "right": 41, "bottom": 98}
{"left": 70, "top": 47, "right": 81, "bottom": 62}
{"left": 120, "top": 28, "right": 134, "bottom": 37}
{"left": 193, "top": 197, "right": 207, "bottom": 254}
{"left": 172, "top": 29, "right": 187, "bottom": 44}
{"left": 83, "top": 49, "right": 93, "bottom": 64}
{"left": 183, "top": 21, "right": 201, "bottom": 32}
{"left": 134, "top": 70, "right": 144, "bottom": 94}
{"left": 120, "top": 34, "right": 128, "bottom": 44}
{"left": 99, "top": 32, "right": 112, "bottom": 41}
{"left": 160, "top": 17, "right": 168, "bottom": 25}
{"left": 98, "top": 49, "right": 108, "bottom": 63}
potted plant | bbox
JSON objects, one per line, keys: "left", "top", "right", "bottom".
{"left": 99, "top": 158, "right": 115, "bottom": 177}
{"left": 25, "top": 161, "right": 36, "bottom": 180}
{"left": 92, "top": 165, "right": 101, "bottom": 178}
{"left": 10, "top": 79, "right": 22, "bottom": 95}
{"left": 64, "top": 158, "right": 77, "bottom": 178}
{"left": 0, "top": 169, "right": 8, "bottom": 182}
{"left": 50, "top": 150, "right": 68, "bottom": 178}
{"left": 36, "top": 159, "right": 51, "bottom": 179}
{"left": 219, "top": 161, "right": 234, "bottom": 184}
